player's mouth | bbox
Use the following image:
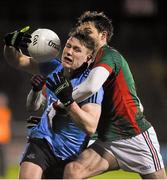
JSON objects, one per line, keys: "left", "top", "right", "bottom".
{"left": 63, "top": 57, "right": 73, "bottom": 64}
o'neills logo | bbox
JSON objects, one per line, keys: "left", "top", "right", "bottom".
{"left": 48, "top": 40, "right": 59, "bottom": 50}
{"left": 32, "top": 35, "right": 39, "bottom": 46}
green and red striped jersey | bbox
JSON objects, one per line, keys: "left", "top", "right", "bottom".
{"left": 94, "top": 45, "right": 151, "bottom": 141}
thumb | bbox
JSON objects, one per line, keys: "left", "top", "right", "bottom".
{"left": 20, "top": 26, "right": 30, "bottom": 33}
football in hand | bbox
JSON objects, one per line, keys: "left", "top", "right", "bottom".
{"left": 28, "top": 28, "right": 61, "bottom": 63}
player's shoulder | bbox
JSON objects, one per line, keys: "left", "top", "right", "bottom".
{"left": 47, "top": 58, "right": 61, "bottom": 66}
{"left": 39, "top": 58, "right": 61, "bottom": 76}
{"left": 82, "top": 68, "right": 90, "bottom": 78}
{"left": 72, "top": 68, "right": 91, "bottom": 86}
{"left": 48, "top": 62, "right": 63, "bottom": 77}
{"left": 102, "top": 45, "right": 126, "bottom": 63}
{"left": 103, "top": 45, "right": 122, "bottom": 56}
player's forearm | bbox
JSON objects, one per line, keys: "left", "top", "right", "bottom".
{"left": 26, "top": 89, "right": 46, "bottom": 112}
{"left": 72, "top": 67, "right": 110, "bottom": 103}
{"left": 4, "top": 46, "right": 23, "bottom": 68}
{"left": 67, "top": 102, "right": 100, "bottom": 135}
{"left": 3, "top": 45, "right": 39, "bottom": 74}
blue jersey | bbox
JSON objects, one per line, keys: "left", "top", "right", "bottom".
{"left": 29, "top": 61, "right": 104, "bottom": 160}
{"left": 39, "top": 58, "right": 61, "bottom": 76}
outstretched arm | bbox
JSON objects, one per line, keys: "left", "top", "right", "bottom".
{"left": 4, "top": 46, "right": 39, "bottom": 74}
{"left": 3, "top": 27, "right": 40, "bottom": 74}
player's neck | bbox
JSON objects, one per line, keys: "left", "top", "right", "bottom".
{"left": 63, "top": 68, "right": 73, "bottom": 78}
{"left": 97, "top": 41, "right": 107, "bottom": 51}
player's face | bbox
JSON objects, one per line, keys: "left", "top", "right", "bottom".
{"left": 77, "top": 22, "right": 104, "bottom": 49}
{"left": 61, "top": 37, "right": 92, "bottom": 70}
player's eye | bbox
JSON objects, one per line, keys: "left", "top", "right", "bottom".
{"left": 65, "top": 43, "right": 71, "bottom": 48}
{"left": 73, "top": 47, "right": 81, "bottom": 53}
{"left": 84, "top": 29, "right": 92, "bottom": 34}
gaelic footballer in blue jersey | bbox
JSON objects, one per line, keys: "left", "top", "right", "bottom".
{"left": 19, "top": 30, "right": 104, "bottom": 179}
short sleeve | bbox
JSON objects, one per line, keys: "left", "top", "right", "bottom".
{"left": 79, "top": 87, "right": 104, "bottom": 107}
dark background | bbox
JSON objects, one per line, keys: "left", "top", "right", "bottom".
{"left": 0, "top": 0, "right": 167, "bottom": 142}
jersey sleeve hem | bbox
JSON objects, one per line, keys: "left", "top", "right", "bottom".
{"left": 95, "top": 63, "right": 112, "bottom": 73}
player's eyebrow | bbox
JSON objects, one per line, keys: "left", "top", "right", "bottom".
{"left": 84, "top": 27, "right": 92, "bottom": 31}
{"left": 82, "top": 28, "right": 92, "bottom": 34}
{"left": 73, "top": 45, "right": 82, "bottom": 52}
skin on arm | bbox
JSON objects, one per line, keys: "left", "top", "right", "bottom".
{"left": 26, "top": 89, "right": 46, "bottom": 112}
{"left": 67, "top": 102, "right": 101, "bottom": 135}
{"left": 3, "top": 46, "right": 40, "bottom": 74}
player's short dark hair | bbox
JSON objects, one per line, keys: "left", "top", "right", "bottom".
{"left": 69, "top": 30, "right": 96, "bottom": 55}
{"left": 76, "top": 11, "right": 113, "bottom": 43}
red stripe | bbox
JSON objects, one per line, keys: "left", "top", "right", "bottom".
{"left": 95, "top": 63, "right": 113, "bottom": 73}
{"left": 94, "top": 48, "right": 104, "bottom": 66}
{"left": 143, "top": 131, "right": 161, "bottom": 171}
{"left": 93, "top": 47, "right": 112, "bottom": 73}
{"left": 113, "top": 70, "right": 140, "bottom": 134}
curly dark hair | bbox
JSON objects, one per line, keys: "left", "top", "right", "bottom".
{"left": 76, "top": 11, "right": 114, "bottom": 43}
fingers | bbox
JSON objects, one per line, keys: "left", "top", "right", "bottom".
{"left": 20, "top": 26, "right": 30, "bottom": 33}
{"left": 33, "top": 74, "right": 45, "bottom": 81}
{"left": 31, "top": 74, "right": 45, "bottom": 91}
{"left": 32, "top": 78, "right": 42, "bottom": 86}
{"left": 53, "top": 73, "right": 61, "bottom": 84}
{"left": 46, "top": 77, "right": 55, "bottom": 91}
{"left": 4, "top": 27, "right": 31, "bottom": 48}
{"left": 31, "top": 74, "right": 45, "bottom": 84}
{"left": 46, "top": 72, "right": 66, "bottom": 92}
{"left": 20, "top": 33, "right": 32, "bottom": 48}
{"left": 58, "top": 71, "right": 65, "bottom": 81}
{"left": 22, "top": 35, "right": 32, "bottom": 43}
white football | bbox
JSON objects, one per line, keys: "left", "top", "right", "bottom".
{"left": 28, "top": 28, "right": 61, "bottom": 63}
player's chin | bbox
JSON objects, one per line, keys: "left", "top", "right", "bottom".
{"left": 62, "top": 61, "right": 72, "bottom": 68}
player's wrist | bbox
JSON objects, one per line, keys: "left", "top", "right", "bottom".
{"left": 64, "top": 100, "right": 76, "bottom": 111}
{"left": 62, "top": 98, "right": 74, "bottom": 107}
{"left": 32, "top": 87, "right": 43, "bottom": 92}
{"left": 31, "top": 89, "right": 42, "bottom": 96}
{"left": 56, "top": 100, "right": 64, "bottom": 108}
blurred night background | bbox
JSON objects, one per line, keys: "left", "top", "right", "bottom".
{"left": 0, "top": 0, "right": 167, "bottom": 168}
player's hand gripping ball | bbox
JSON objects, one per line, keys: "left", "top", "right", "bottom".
{"left": 4, "top": 26, "right": 31, "bottom": 50}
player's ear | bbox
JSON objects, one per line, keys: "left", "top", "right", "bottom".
{"left": 101, "top": 31, "right": 108, "bottom": 40}
{"left": 86, "top": 55, "right": 93, "bottom": 63}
